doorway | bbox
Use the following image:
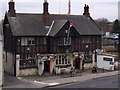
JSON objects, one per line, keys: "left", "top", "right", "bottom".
{"left": 74, "top": 58, "right": 80, "bottom": 69}
{"left": 44, "top": 61, "right": 50, "bottom": 72}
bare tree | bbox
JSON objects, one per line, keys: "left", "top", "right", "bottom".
{"left": 95, "top": 18, "right": 113, "bottom": 32}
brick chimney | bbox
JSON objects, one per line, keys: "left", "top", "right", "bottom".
{"left": 83, "top": 4, "right": 90, "bottom": 17}
{"left": 43, "top": 0, "right": 50, "bottom": 27}
{"left": 8, "top": 0, "right": 16, "bottom": 17}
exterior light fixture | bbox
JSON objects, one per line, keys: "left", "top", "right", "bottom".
{"left": 86, "top": 45, "right": 88, "bottom": 48}
{"left": 27, "top": 48, "right": 30, "bottom": 51}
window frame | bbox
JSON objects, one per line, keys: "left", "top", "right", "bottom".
{"left": 56, "top": 55, "right": 70, "bottom": 65}
{"left": 21, "top": 37, "right": 35, "bottom": 46}
{"left": 64, "top": 37, "right": 71, "bottom": 45}
{"left": 103, "top": 57, "right": 113, "bottom": 61}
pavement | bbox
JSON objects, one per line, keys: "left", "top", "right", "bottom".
{"left": 3, "top": 69, "right": 119, "bottom": 88}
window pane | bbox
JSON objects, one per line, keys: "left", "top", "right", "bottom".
{"left": 65, "top": 59, "right": 67, "bottom": 64}
{"left": 59, "top": 59, "right": 61, "bottom": 64}
{"left": 28, "top": 41, "right": 31, "bottom": 45}
{"left": 62, "top": 59, "right": 64, "bottom": 64}
{"left": 103, "top": 57, "right": 112, "bottom": 61}
{"left": 56, "top": 59, "right": 58, "bottom": 64}
{"left": 59, "top": 55, "right": 61, "bottom": 64}
{"left": 32, "top": 40, "right": 35, "bottom": 44}
{"left": 28, "top": 38, "right": 35, "bottom": 45}
{"left": 21, "top": 38, "right": 25, "bottom": 45}
{"left": 24, "top": 38, "right": 27, "bottom": 45}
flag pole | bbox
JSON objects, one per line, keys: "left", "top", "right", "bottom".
{"left": 66, "top": 0, "right": 72, "bottom": 45}
{"left": 67, "top": 25, "right": 71, "bottom": 45}
{"left": 68, "top": 0, "right": 71, "bottom": 15}
{"left": 67, "top": 21, "right": 73, "bottom": 45}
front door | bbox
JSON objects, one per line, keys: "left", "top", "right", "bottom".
{"left": 44, "top": 61, "right": 50, "bottom": 72}
{"left": 74, "top": 58, "right": 80, "bottom": 69}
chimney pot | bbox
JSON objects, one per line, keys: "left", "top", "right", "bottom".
{"left": 10, "top": 0, "right": 13, "bottom": 2}
{"left": 44, "top": 0, "right": 47, "bottom": 2}
{"left": 83, "top": 4, "right": 90, "bottom": 17}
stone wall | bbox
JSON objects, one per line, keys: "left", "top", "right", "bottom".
{"left": 4, "top": 52, "right": 14, "bottom": 75}
{"left": 84, "top": 63, "right": 93, "bottom": 69}
{"left": 18, "top": 68, "right": 37, "bottom": 76}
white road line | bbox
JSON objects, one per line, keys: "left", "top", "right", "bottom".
{"left": 34, "top": 80, "right": 60, "bottom": 86}
{"left": 34, "top": 80, "right": 47, "bottom": 85}
{"left": 48, "top": 83, "right": 60, "bottom": 86}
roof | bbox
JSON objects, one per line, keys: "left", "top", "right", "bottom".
{"left": 6, "top": 13, "right": 102, "bottom": 36}
{"left": 7, "top": 13, "right": 48, "bottom": 36}
{"left": 50, "top": 15, "right": 102, "bottom": 36}
{"left": 47, "top": 20, "right": 67, "bottom": 36}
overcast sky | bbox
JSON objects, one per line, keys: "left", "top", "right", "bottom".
{"left": 0, "top": 0, "right": 120, "bottom": 21}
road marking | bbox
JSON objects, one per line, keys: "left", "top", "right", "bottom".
{"left": 34, "top": 80, "right": 60, "bottom": 86}
{"left": 34, "top": 80, "right": 47, "bottom": 85}
{"left": 49, "top": 83, "right": 60, "bottom": 86}
{"left": 90, "top": 82, "right": 113, "bottom": 87}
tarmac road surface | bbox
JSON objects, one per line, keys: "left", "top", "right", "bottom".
{"left": 51, "top": 75, "right": 119, "bottom": 88}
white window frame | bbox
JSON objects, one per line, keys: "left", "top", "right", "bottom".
{"left": 21, "top": 37, "right": 27, "bottom": 46}
{"left": 56, "top": 55, "right": 70, "bottom": 65}
{"left": 64, "top": 37, "right": 71, "bottom": 45}
{"left": 21, "top": 37, "right": 35, "bottom": 46}
{"left": 28, "top": 37, "right": 35, "bottom": 45}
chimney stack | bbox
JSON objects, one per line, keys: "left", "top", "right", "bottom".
{"left": 43, "top": 0, "right": 50, "bottom": 26}
{"left": 8, "top": 0, "right": 16, "bottom": 17}
{"left": 83, "top": 4, "right": 90, "bottom": 17}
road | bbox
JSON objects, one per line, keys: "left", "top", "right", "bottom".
{"left": 51, "top": 75, "right": 119, "bottom": 88}
{"left": 2, "top": 72, "right": 119, "bottom": 89}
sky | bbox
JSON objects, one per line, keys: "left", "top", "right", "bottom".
{"left": 0, "top": 0, "right": 120, "bottom": 22}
